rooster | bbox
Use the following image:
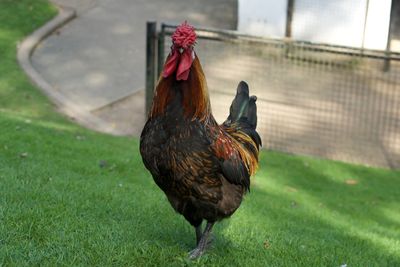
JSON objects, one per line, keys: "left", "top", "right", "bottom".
{"left": 140, "top": 22, "right": 261, "bottom": 259}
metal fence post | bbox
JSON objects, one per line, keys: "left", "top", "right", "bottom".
{"left": 157, "top": 24, "right": 166, "bottom": 77}
{"left": 145, "top": 21, "right": 157, "bottom": 114}
{"left": 285, "top": 0, "right": 295, "bottom": 39}
{"left": 384, "top": 0, "right": 395, "bottom": 72}
{"left": 284, "top": 0, "right": 295, "bottom": 58}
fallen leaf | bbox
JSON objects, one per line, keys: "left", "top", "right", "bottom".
{"left": 345, "top": 179, "right": 358, "bottom": 185}
{"left": 20, "top": 152, "right": 28, "bottom": 158}
{"left": 263, "top": 240, "right": 271, "bottom": 249}
{"left": 286, "top": 186, "right": 298, "bottom": 193}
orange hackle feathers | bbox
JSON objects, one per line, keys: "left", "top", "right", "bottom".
{"left": 150, "top": 57, "right": 211, "bottom": 121}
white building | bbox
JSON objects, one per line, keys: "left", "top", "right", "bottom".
{"left": 238, "top": 0, "right": 395, "bottom": 51}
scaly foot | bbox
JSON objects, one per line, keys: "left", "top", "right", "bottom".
{"left": 188, "top": 221, "right": 215, "bottom": 259}
{"left": 189, "top": 247, "right": 204, "bottom": 259}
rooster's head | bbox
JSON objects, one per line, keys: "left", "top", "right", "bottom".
{"left": 163, "top": 22, "right": 197, "bottom": 81}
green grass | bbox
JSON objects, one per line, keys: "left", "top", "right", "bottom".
{"left": 1, "top": 0, "right": 400, "bottom": 266}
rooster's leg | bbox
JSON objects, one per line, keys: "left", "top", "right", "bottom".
{"left": 189, "top": 221, "right": 214, "bottom": 259}
{"left": 195, "top": 225, "right": 202, "bottom": 245}
{"left": 195, "top": 224, "right": 214, "bottom": 246}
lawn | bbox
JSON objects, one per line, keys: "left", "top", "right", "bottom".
{"left": 1, "top": 0, "right": 400, "bottom": 266}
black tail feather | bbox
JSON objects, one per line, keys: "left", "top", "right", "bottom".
{"left": 247, "top": 95, "right": 257, "bottom": 129}
{"left": 224, "top": 81, "right": 262, "bottom": 148}
{"left": 226, "top": 81, "right": 250, "bottom": 123}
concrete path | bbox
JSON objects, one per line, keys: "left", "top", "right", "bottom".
{"left": 32, "top": 0, "right": 237, "bottom": 134}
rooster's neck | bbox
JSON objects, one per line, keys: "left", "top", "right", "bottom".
{"left": 150, "top": 57, "right": 212, "bottom": 121}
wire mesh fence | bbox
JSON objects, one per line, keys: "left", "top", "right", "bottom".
{"left": 146, "top": 23, "right": 400, "bottom": 169}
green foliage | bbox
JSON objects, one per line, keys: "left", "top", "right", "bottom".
{"left": 1, "top": 1, "right": 399, "bottom": 266}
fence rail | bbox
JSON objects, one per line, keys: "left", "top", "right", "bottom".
{"left": 146, "top": 22, "right": 400, "bottom": 169}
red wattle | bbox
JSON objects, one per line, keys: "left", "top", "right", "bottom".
{"left": 163, "top": 49, "right": 179, "bottom": 78}
{"left": 176, "top": 49, "right": 194, "bottom": 80}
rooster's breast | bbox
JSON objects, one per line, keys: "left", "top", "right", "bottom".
{"left": 140, "top": 117, "right": 222, "bottom": 197}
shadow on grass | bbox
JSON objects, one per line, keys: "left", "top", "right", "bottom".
{"left": 229, "top": 152, "right": 400, "bottom": 265}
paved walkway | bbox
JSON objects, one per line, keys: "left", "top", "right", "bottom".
{"left": 32, "top": 0, "right": 237, "bottom": 135}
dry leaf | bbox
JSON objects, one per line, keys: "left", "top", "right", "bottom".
{"left": 286, "top": 186, "right": 298, "bottom": 193}
{"left": 345, "top": 179, "right": 358, "bottom": 185}
{"left": 263, "top": 240, "right": 271, "bottom": 249}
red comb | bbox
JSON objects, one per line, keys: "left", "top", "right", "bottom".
{"left": 172, "top": 21, "right": 196, "bottom": 49}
